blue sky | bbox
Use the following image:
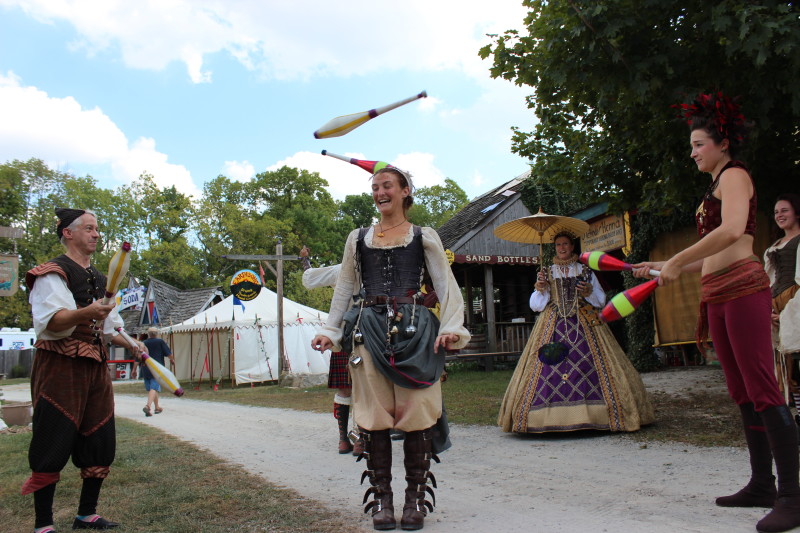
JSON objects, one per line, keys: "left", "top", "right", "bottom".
{"left": 0, "top": 0, "right": 534, "bottom": 201}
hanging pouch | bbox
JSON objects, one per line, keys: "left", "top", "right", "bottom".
{"left": 339, "top": 305, "right": 362, "bottom": 355}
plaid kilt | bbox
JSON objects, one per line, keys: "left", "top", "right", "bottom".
{"left": 327, "top": 351, "right": 351, "bottom": 389}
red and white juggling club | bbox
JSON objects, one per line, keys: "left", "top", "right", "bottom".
{"left": 102, "top": 242, "right": 132, "bottom": 305}
{"left": 600, "top": 279, "right": 660, "bottom": 322}
{"left": 580, "top": 251, "right": 660, "bottom": 278}
{"left": 313, "top": 90, "right": 427, "bottom": 139}
{"left": 115, "top": 328, "right": 185, "bottom": 397}
{"left": 321, "top": 150, "right": 392, "bottom": 174}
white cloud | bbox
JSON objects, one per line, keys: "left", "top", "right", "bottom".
{"left": 0, "top": 71, "right": 201, "bottom": 196}
{"left": 2, "top": 0, "right": 528, "bottom": 82}
{"left": 267, "top": 150, "right": 448, "bottom": 200}
{"left": 223, "top": 160, "right": 256, "bottom": 182}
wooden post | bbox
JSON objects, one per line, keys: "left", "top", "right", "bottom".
{"left": 483, "top": 264, "right": 496, "bottom": 371}
{"left": 276, "top": 241, "right": 285, "bottom": 375}
{"left": 221, "top": 251, "right": 300, "bottom": 379}
{"left": 464, "top": 271, "right": 473, "bottom": 326}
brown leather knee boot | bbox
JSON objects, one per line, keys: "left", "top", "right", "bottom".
{"left": 717, "top": 403, "right": 776, "bottom": 508}
{"left": 334, "top": 403, "right": 353, "bottom": 454}
{"left": 359, "top": 429, "right": 395, "bottom": 530}
{"left": 401, "top": 428, "right": 438, "bottom": 530}
{"left": 756, "top": 405, "right": 800, "bottom": 533}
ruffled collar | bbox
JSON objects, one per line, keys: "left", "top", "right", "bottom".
{"left": 552, "top": 254, "right": 578, "bottom": 266}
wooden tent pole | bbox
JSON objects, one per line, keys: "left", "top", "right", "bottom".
{"left": 230, "top": 327, "right": 236, "bottom": 387}
{"left": 276, "top": 240, "right": 285, "bottom": 375}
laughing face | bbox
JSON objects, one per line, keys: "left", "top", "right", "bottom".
{"left": 774, "top": 200, "right": 800, "bottom": 233}
{"left": 371, "top": 170, "right": 409, "bottom": 216}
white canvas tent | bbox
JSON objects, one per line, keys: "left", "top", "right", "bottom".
{"left": 165, "top": 288, "right": 330, "bottom": 385}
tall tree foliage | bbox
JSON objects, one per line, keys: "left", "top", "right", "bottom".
{"left": 408, "top": 179, "right": 469, "bottom": 229}
{"left": 480, "top": 1, "right": 800, "bottom": 213}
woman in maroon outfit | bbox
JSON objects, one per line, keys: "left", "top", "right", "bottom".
{"left": 635, "top": 93, "right": 800, "bottom": 533}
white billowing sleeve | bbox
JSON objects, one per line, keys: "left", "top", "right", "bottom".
{"left": 318, "top": 230, "right": 360, "bottom": 350}
{"left": 764, "top": 241, "right": 779, "bottom": 286}
{"left": 302, "top": 264, "right": 341, "bottom": 289}
{"left": 529, "top": 286, "right": 550, "bottom": 312}
{"left": 104, "top": 304, "right": 124, "bottom": 335}
{"left": 421, "top": 228, "right": 470, "bottom": 350}
{"left": 30, "top": 273, "right": 76, "bottom": 339}
{"left": 29, "top": 272, "right": 123, "bottom": 339}
{"left": 586, "top": 271, "right": 606, "bottom": 309}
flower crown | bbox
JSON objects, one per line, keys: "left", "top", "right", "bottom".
{"left": 672, "top": 92, "right": 746, "bottom": 142}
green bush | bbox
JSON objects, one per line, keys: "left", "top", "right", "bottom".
{"left": 9, "top": 364, "right": 27, "bottom": 379}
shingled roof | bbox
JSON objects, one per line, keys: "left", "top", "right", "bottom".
{"left": 437, "top": 170, "right": 531, "bottom": 250}
{"left": 123, "top": 278, "right": 223, "bottom": 334}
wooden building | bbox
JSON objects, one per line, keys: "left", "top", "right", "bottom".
{"left": 437, "top": 172, "right": 539, "bottom": 361}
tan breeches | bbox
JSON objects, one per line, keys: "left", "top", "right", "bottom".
{"left": 349, "top": 343, "right": 441, "bottom": 432}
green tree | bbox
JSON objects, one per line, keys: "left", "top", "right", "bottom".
{"left": 0, "top": 161, "right": 27, "bottom": 225}
{"left": 0, "top": 290, "right": 32, "bottom": 329}
{"left": 137, "top": 238, "right": 205, "bottom": 289}
{"left": 339, "top": 193, "right": 376, "bottom": 228}
{"left": 408, "top": 179, "right": 469, "bottom": 229}
{"left": 480, "top": 1, "right": 800, "bottom": 213}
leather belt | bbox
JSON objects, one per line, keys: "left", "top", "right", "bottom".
{"left": 363, "top": 295, "right": 421, "bottom": 307}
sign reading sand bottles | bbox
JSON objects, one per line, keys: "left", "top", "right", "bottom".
{"left": 230, "top": 269, "right": 262, "bottom": 302}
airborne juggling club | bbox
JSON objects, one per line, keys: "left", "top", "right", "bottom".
{"left": 313, "top": 90, "right": 427, "bottom": 139}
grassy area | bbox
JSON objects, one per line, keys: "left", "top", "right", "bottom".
{"left": 0, "top": 378, "right": 30, "bottom": 386}
{"left": 0, "top": 419, "right": 364, "bottom": 533}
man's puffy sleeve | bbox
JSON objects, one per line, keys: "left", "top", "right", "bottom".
{"left": 29, "top": 273, "right": 76, "bottom": 339}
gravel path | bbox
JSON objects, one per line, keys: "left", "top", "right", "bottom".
{"left": 1, "top": 368, "right": 773, "bottom": 533}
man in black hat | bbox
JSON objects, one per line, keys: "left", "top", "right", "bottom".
{"left": 22, "top": 208, "right": 143, "bottom": 532}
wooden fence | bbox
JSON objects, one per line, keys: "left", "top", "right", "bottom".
{"left": 0, "top": 349, "right": 34, "bottom": 378}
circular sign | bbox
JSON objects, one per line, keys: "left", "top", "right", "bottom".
{"left": 230, "top": 269, "right": 262, "bottom": 301}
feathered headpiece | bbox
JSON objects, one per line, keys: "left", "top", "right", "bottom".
{"left": 672, "top": 92, "right": 746, "bottom": 142}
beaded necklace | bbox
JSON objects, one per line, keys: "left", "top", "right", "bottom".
{"left": 550, "top": 254, "right": 583, "bottom": 348}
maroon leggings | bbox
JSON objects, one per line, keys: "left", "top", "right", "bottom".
{"left": 707, "top": 288, "right": 785, "bottom": 411}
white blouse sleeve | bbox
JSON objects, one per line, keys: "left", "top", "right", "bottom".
{"left": 795, "top": 245, "right": 800, "bottom": 286}
{"left": 104, "top": 305, "right": 124, "bottom": 336}
{"left": 302, "top": 264, "right": 341, "bottom": 289}
{"left": 764, "top": 241, "right": 779, "bottom": 286}
{"left": 585, "top": 271, "right": 606, "bottom": 309}
{"left": 529, "top": 287, "right": 550, "bottom": 312}
{"left": 29, "top": 273, "right": 76, "bottom": 339}
{"left": 318, "top": 230, "right": 360, "bottom": 349}
{"left": 421, "top": 228, "right": 470, "bottom": 350}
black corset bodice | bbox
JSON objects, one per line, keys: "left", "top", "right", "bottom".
{"left": 50, "top": 254, "right": 106, "bottom": 308}
{"left": 358, "top": 226, "right": 425, "bottom": 297}
{"left": 769, "top": 234, "right": 800, "bottom": 298}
